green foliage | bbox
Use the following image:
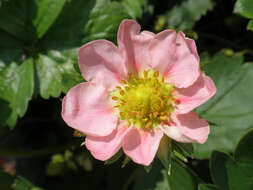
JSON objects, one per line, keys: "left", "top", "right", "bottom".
{"left": 83, "top": 1, "right": 130, "bottom": 43}
{"left": 198, "top": 184, "right": 219, "bottom": 190}
{"left": 121, "top": 0, "right": 147, "bottom": 19}
{"left": 13, "top": 176, "right": 43, "bottom": 190}
{"left": 0, "top": 169, "right": 43, "bottom": 190}
{"left": 234, "top": 0, "right": 253, "bottom": 31}
{"left": 247, "top": 20, "right": 253, "bottom": 31}
{"left": 195, "top": 52, "right": 253, "bottom": 158}
{"left": 166, "top": 0, "right": 214, "bottom": 30}
{"left": 132, "top": 160, "right": 198, "bottom": 190}
{"left": 0, "top": 59, "right": 34, "bottom": 127}
{"left": 1, "top": 0, "right": 253, "bottom": 189}
{"left": 210, "top": 129, "right": 253, "bottom": 190}
{"left": 0, "top": 0, "right": 146, "bottom": 127}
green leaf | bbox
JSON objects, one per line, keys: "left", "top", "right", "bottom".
{"left": 0, "top": 59, "right": 34, "bottom": 127}
{"left": 82, "top": 1, "right": 130, "bottom": 43}
{"left": 132, "top": 160, "right": 198, "bottom": 190}
{"left": 35, "top": 49, "right": 83, "bottom": 99}
{"left": 39, "top": 0, "right": 96, "bottom": 49}
{"left": 13, "top": 176, "right": 43, "bottom": 190}
{"left": 122, "top": 0, "right": 147, "bottom": 19}
{"left": 247, "top": 20, "right": 253, "bottom": 31}
{"left": 234, "top": 128, "right": 253, "bottom": 163}
{"left": 234, "top": 0, "right": 253, "bottom": 31}
{"left": 166, "top": 0, "right": 215, "bottom": 30}
{"left": 0, "top": 169, "right": 13, "bottom": 190}
{"left": 0, "top": 0, "right": 66, "bottom": 41}
{"left": 194, "top": 53, "right": 253, "bottom": 158}
{"left": 198, "top": 184, "right": 219, "bottom": 190}
{"left": 210, "top": 151, "right": 253, "bottom": 190}
{"left": 234, "top": 0, "right": 253, "bottom": 19}
{"left": 0, "top": 29, "right": 23, "bottom": 69}
{"left": 33, "top": 0, "right": 67, "bottom": 39}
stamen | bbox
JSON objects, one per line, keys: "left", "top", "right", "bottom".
{"left": 110, "top": 69, "right": 175, "bottom": 131}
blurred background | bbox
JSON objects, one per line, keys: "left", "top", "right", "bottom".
{"left": 1, "top": 0, "right": 253, "bottom": 189}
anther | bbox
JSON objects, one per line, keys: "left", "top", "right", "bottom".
{"left": 121, "top": 80, "right": 127, "bottom": 84}
{"left": 160, "top": 116, "right": 167, "bottom": 121}
{"left": 153, "top": 112, "right": 159, "bottom": 117}
{"left": 112, "top": 96, "right": 118, "bottom": 100}
{"left": 120, "top": 90, "right": 125, "bottom": 95}
{"left": 154, "top": 71, "right": 159, "bottom": 78}
{"left": 120, "top": 112, "right": 126, "bottom": 117}
{"left": 144, "top": 70, "right": 148, "bottom": 78}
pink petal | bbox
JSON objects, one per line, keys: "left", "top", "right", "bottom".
{"left": 62, "top": 82, "right": 118, "bottom": 137}
{"left": 78, "top": 40, "right": 127, "bottom": 89}
{"left": 122, "top": 128, "right": 163, "bottom": 166}
{"left": 85, "top": 126, "right": 131, "bottom": 161}
{"left": 117, "top": 19, "right": 155, "bottom": 73}
{"left": 172, "top": 112, "right": 210, "bottom": 144}
{"left": 149, "top": 29, "right": 177, "bottom": 74}
{"left": 149, "top": 31, "right": 200, "bottom": 88}
{"left": 159, "top": 125, "right": 193, "bottom": 143}
{"left": 175, "top": 73, "right": 216, "bottom": 114}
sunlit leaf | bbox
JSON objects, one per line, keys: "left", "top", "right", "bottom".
{"left": 194, "top": 53, "right": 253, "bottom": 158}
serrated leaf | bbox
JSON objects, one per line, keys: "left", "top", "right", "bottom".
{"left": 0, "top": 0, "right": 66, "bottom": 41}
{"left": 0, "top": 59, "right": 34, "bottom": 127}
{"left": 122, "top": 0, "right": 147, "bottom": 19}
{"left": 33, "top": 0, "right": 67, "bottom": 39}
{"left": 194, "top": 53, "right": 253, "bottom": 158}
{"left": 83, "top": 1, "right": 130, "bottom": 43}
{"left": 35, "top": 49, "right": 83, "bottom": 99}
{"left": 166, "top": 0, "right": 215, "bottom": 30}
{"left": 39, "top": 0, "right": 95, "bottom": 49}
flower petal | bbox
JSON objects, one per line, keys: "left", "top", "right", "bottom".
{"left": 149, "top": 29, "right": 177, "bottom": 74}
{"left": 149, "top": 31, "right": 200, "bottom": 88}
{"left": 78, "top": 39, "right": 127, "bottom": 89}
{"left": 175, "top": 73, "right": 216, "bottom": 114}
{"left": 159, "top": 125, "right": 193, "bottom": 143}
{"left": 62, "top": 82, "right": 118, "bottom": 137}
{"left": 123, "top": 128, "right": 163, "bottom": 166}
{"left": 117, "top": 19, "right": 155, "bottom": 73}
{"left": 172, "top": 112, "right": 210, "bottom": 144}
{"left": 85, "top": 126, "right": 131, "bottom": 161}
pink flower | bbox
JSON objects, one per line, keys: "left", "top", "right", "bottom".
{"left": 62, "top": 19, "right": 216, "bottom": 166}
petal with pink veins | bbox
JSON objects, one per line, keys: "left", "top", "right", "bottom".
{"left": 117, "top": 19, "right": 155, "bottom": 73}
{"left": 62, "top": 82, "right": 118, "bottom": 137}
{"left": 85, "top": 126, "right": 131, "bottom": 161}
{"left": 78, "top": 40, "right": 127, "bottom": 89}
{"left": 175, "top": 73, "right": 216, "bottom": 114}
{"left": 123, "top": 128, "right": 163, "bottom": 166}
{"left": 149, "top": 31, "right": 200, "bottom": 88}
{"left": 171, "top": 112, "right": 210, "bottom": 144}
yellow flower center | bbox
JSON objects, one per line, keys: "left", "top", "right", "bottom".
{"left": 111, "top": 70, "right": 176, "bottom": 130}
